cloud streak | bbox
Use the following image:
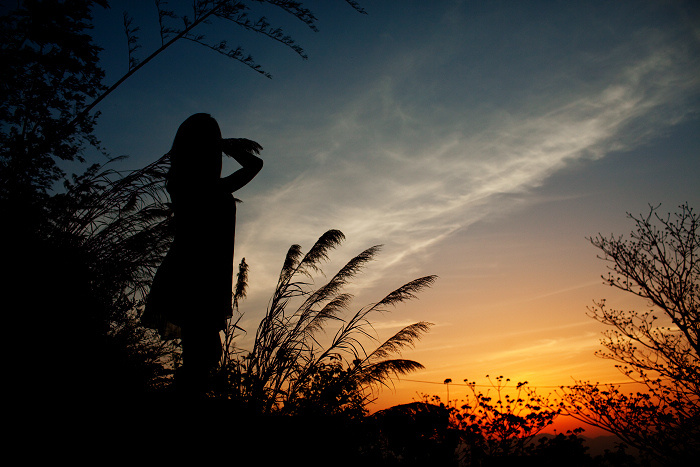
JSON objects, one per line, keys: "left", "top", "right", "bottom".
{"left": 236, "top": 28, "right": 698, "bottom": 297}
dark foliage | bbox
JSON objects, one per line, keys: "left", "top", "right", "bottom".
{"left": 7, "top": 155, "right": 179, "bottom": 409}
{"left": 362, "top": 402, "right": 458, "bottom": 466}
{"left": 0, "top": 0, "right": 107, "bottom": 203}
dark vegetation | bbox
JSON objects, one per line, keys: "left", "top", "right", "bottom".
{"left": 1, "top": 1, "right": 696, "bottom": 465}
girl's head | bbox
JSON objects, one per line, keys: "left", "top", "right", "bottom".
{"left": 169, "top": 113, "right": 223, "bottom": 187}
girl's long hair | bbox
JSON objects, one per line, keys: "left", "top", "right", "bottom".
{"left": 167, "top": 113, "right": 222, "bottom": 194}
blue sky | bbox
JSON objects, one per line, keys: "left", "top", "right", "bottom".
{"left": 85, "top": 0, "right": 699, "bottom": 411}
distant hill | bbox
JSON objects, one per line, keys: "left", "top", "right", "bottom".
{"left": 534, "top": 433, "right": 624, "bottom": 457}
{"left": 583, "top": 435, "right": 626, "bottom": 457}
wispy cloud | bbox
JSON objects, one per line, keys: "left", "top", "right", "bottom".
{"left": 232, "top": 25, "right": 699, "bottom": 308}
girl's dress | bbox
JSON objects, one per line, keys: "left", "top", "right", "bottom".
{"left": 143, "top": 178, "right": 236, "bottom": 339}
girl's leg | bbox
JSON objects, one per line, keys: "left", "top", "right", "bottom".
{"left": 179, "top": 323, "right": 222, "bottom": 398}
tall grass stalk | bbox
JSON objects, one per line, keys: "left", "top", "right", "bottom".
{"left": 219, "top": 230, "right": 435, "bottom": 414}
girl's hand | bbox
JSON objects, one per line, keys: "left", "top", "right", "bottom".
{"left": 222, "top": 138, "right": 263, "bottom": 155}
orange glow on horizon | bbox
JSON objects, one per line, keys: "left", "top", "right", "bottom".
{"left": 367, "top": 377, "right": 624, "bottom": 439}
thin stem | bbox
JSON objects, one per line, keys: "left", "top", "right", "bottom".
{"left": 68, "top": 0, "right": 229, "bottom": 130}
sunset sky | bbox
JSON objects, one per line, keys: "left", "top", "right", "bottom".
{"left": 82, "top": 0, "right": 699, "bottom": 431}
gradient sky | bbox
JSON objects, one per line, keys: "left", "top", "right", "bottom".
{"left": 83, "top": 0, "right": 699, "bottom": 430}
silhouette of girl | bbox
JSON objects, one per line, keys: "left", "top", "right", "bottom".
{"left": 143, "top": 113, "right": 263, "bottom": 396}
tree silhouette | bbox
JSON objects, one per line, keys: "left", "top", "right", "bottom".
{"left": 1, "top": 0, "right": 107, "bottom": 211}
{"left": 560, "top": 203, "right": 699, "bottom": 464}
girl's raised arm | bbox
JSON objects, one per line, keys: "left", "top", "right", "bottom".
{"left": 220, "top": 138, "right": 263, "bottom": 193}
